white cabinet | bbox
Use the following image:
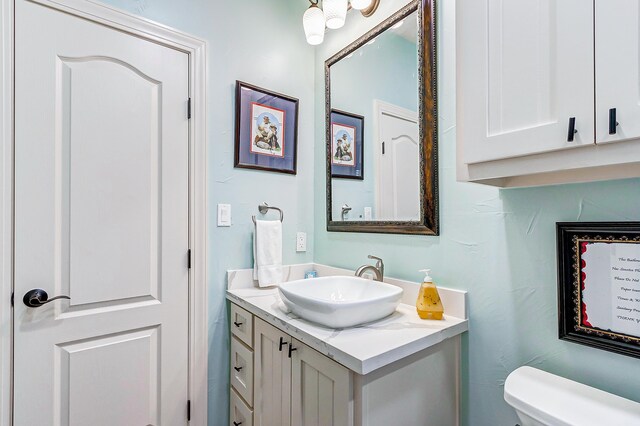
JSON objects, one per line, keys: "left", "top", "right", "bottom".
{"left": 229, "top": 304, "right": 460, "bottom": 426}
{"left": 290, "top": 338, "right": 351, "bottom": 426}
{"left": 457, "top": 0, "right": 640, "bottom": 187}
{"left": 237, "top": 315, "right": 352, "bottom": 426}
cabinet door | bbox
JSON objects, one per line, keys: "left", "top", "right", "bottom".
{"left": 595, "top": 0, "right": 640, "bottom": 144}
{"left": 290, "top": 339, "right": 351, "bottom": 426}
{"left": 253, "top": 318, "right": 291, "bottom": 426}
{"left": 458, "top": 0, "right": 594, "bottom": 164}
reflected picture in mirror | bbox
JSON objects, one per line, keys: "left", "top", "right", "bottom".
{"left": 331, "top": 109, "right": 364, "bottom": 180}
{"left": 325, "top": 0, "right": 437, "bottom": 234}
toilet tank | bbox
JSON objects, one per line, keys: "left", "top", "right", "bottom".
{"left": 504, "top": 366, "right": 640, "bottom": 426}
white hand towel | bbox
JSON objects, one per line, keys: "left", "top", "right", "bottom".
{"left": 253, "top": 220, "right": 283, "bottom": 287}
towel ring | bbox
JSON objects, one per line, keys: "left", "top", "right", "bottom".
{"left": 252, "top": 202, "right": 284, "bottom": 224}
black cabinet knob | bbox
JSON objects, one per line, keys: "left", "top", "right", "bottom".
{"left": 288, "top": 344, "right": 297, "bottom": 358}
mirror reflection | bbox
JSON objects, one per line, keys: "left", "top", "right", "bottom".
{"left": 329, "top": 10, "right": 420, "bottom": 222}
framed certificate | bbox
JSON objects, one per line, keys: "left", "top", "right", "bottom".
{"left": 558, "top": 222, "right": 640, "bottom": 359}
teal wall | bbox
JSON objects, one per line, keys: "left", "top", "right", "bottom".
{"left": 331, "top": 29, "right": 418, "bottom": 220}
{"left": 315, "top": 1, "right": 640, "bottom": 425}
{"left": 97, "top": 1, "right": 315, "bottom": 424}
{"left": 86, "top": 1, "right": 640, "bottom": 425}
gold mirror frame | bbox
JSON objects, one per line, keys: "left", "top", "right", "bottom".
{"left": 325, "top": 0, "right": 438, "bottom": 235}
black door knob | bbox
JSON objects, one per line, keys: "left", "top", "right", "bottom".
{"left": 23, "top": 289, "right": 70, "bottom": 308}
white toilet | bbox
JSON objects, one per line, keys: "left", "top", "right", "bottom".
{"left": 504, "top": 366, "right": 640, "bottom": 426}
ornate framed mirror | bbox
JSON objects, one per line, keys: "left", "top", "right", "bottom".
{"left": 325, "top": 0, "right": 438, "bottom": 235}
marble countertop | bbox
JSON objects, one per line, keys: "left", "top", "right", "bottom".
{"left": 226, "top": 284, "right": 468, "bottom": 375}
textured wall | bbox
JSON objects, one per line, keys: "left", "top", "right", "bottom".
{"left": 314, "top": 1, "right": 640, "bottom": 425}
{"left": 97, "top": 1, "right": 315, "bottom": 424}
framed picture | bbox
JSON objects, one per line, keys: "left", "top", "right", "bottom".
{"left": 235, "top": 81, "right": 299, "bottom": 174}
{"left": 558, "top": 222, "right": 640, "bottom": 359}
{"left": 330, "top": 109, "right": 364, "bottom": 180}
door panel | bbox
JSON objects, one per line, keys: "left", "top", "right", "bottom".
{"left": 290, "top": 339, "right": 351, "bottom": 426}
{"left": 595, "top": 0, "right": 640, "bottom": 143}
{"left": 459, "top": 0, "right": 594, "bottom": 163}
{"left": 57, "top": 327, "right": 160, "bottom": 426}
{"left": 61, "top": 56, "right": 162, "bottom": 307}
{"left": 254, "top": 318, "right": 291, "bottom": 426}
{"left": 377, "top": 112, "right": 420, "bottom": 221}
{"left": 14, "top": 1, "right": 189, "bottom": 424}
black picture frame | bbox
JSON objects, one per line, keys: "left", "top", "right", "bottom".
{"left": 330, "top": 109, "right": 364, "bottom": 180}
{"left": 234, "top": 81, "right": 299, "bottom": 175}
{"left": 557, "top": 222, "right": 640, "bottom": 359}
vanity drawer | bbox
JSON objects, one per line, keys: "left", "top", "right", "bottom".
{"left": 231, "top": 304, "right": 253, "bottom": 348}
{"left": 230, "top": 388, "right": 253, "bottom": 426}
{"left": 231, "top": 336, "right": 254, "bottom": 406}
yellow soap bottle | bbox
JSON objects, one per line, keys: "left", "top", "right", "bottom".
{"left": 416, "top": 269, "right": 444, "bottom": 320}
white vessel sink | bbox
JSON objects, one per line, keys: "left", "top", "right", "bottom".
{"left": 278, "top": 276, "right": 403, "bottom": 328}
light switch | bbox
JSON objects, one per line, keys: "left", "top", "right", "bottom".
{"left": 217, "top": 204, "right": 231, "bottom": 227}
{"left": 296, "top": 232, "right": 307, "bottom": 252}
{"left": 364, "top": 207, "right": 372, "bottom": 220}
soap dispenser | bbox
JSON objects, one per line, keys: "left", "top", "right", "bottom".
{"left": 416, "top": 269, "right": 444, "bottom": 320}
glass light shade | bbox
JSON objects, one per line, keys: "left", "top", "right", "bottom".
{"left": 350, "top": 0, "right": 372, "bottom": 10}
{"left": 324, "top": 0, "right": 348, "bottom": 29}
{"left": 303, "top": 4, "right": 325, "bottom": 45}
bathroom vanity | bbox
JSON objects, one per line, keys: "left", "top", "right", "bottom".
{"left": 226, "top": 264, "right": 468, "bottom": 426}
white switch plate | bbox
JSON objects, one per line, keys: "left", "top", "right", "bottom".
{"left": 217, "top": 204, "right": 231, "bottom": 227}
{"left": 296, "top": 232, "right": 307, "bottom": 252}
{"left": 364, "top": 207, "right": 372, "bottom": 220}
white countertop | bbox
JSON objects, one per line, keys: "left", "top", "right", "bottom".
{"left": 226, "top": 264, "right": 468, "bottom": 375}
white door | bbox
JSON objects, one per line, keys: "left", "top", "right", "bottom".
{"left": 254, "top": 319, "right": 291, "bottom": 426}
{"left": 14, "top": 1, "right": 190, "bottom": 425}
{"left": 377, "top": 109, "right": 420, "bottom": 221}
{"left": 458, "top": 0, "right": 595, "bottom": 163}
{"left": 595, "top": 0, "right": 640, "bottom": 144}
{"left": 290, "top": 339, "right": 351, "bottom": 426}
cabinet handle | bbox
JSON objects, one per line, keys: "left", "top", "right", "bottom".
{"left": 233, "top": 422, "right": 242, "bottom": 426}
{"left": 288, "top": 344, "right": 297, "bottom": 358}
{"left": 278, "top": 336, "right": 287, "bottom": 352}
{"left": 233, "top": 321, "right": 243, "bottom": 327}
{"left": 609, "top": 108, "right": 619, "bottom": 135}
{"left": 567, "top": 117, "right": 577, "bottom": 142}
{"left": 233, "top": 366, "right": 243, "bottom": 372}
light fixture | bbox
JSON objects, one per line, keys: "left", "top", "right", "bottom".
{"left": 323, "top": 0, "right": 348, "bottom": 29}
{"left": 350, "top": 0, "right": 372, "bottom": 10}
{"left": 303, "top": 1, "right": 325, "bottom": 45}
{"left": 302, "top": 0, "right": 380, "bottom": 45}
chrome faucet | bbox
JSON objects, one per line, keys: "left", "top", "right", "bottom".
{"left": 355, "top": 255, "right": 384, "bottom": 282}
{"left": 341, "top": 204, "right": 352, "bottom": 221}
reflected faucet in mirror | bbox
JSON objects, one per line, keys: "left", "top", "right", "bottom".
{"left": 341, "top": 204, "right": 352, "bottom": 221}
{"left": 355, "top": 255, "right": 384, "bottom": 282}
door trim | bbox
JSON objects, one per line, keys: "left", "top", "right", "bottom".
{"left": 0, "top": 0, "right": 208, "bottom": 424}
{"left": 373, "top": 100, "right": 419, "bottom": 219}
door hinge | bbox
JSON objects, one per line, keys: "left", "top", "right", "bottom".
{"left": 11, "top": 292, "right": 14, "bottom": 307}
{"left": 187, "top": 400, "right": 191, "bottom": 421}
{"left": 187, "top": 249, "right": 192, "bottom": 269}
{"left": 187, "top": 98, "right": 192, "bottom": 120}
{"left": 382, "top": 141, "right": 386, "bottom": 155}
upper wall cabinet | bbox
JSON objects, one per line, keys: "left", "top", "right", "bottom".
{"left": 457, "top": 0, "right": 640, "bottom": 187}
{"left": 595, "top": 0, "right": 640, "bottom": 145}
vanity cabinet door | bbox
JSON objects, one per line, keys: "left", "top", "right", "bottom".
{"left": 595, "top": 0, "right": 640, "bottom": 144}
{"left": 290, "top": 339, "right": 352, "bottom": 426}
{"left": 458, "top": 0, "right": 595, "bottom": 164}
{"left": 253, "top": 318, "right": 291, "bottom": 426}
